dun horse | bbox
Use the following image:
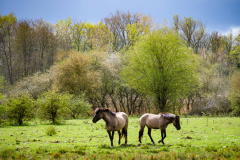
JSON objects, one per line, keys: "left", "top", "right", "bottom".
{"left": 139, "top": 113, "right": 181, "bottom": 145}
{"left": 92, "top": 108, "right": 128, "bottom": 147}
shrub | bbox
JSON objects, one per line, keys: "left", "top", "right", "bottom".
{"left": 68, "top": 93, "right": 91, "bottom": 119}
{"left": 4, "top": 94, "right": 34, "bottom": 125}
{"left": 45, "top": 126, "right": 57, "bottom": 136}
{"left": 37, "top": 91, "right": 70, "bottom": 124}
{"left": 190, "top": 95, "right": 231, "bottom": 116}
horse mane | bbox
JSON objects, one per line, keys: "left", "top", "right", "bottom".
{"left": 160, "top": 113, "right": 175, "bottom": 120}
{"left": 95, "top": 108, "right": 116, "bottom": 116}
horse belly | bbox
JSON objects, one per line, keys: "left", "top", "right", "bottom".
{"left": 146, "top": 117, "right": 160, "bottom": 129}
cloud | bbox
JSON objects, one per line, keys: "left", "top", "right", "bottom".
{"left": 221, "top": 26, "right": 240, "bottom": 37}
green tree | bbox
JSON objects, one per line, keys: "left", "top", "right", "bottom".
{"left": 38, "top": 91, "right": 69, "bottom": 124}
{"left": 122, "top": 28, "right": 199, "bottom": 112}
{"left": 4, "top": 94, "right": 34, "bottom": 125}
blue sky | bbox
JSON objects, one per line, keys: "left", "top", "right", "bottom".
{"left": 1, "top": 0, "right": 240, "bottom": 36}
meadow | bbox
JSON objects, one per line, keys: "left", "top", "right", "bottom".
{"left": 0, "top": 117, "right": 239, "bottom": 159}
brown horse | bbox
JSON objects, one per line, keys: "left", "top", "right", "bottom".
{"left": 139, "top": 113, "right": 181, "bottom": 145}
{"left": 92, "top": 108, "right": 128, "bottom": 147}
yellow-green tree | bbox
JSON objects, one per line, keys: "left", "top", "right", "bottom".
{"left": 229, "top": 34, "right": 240, "bottom": 68}
{"left": 91, "top": 21, "right": 113, "bottom": 52}
{"left": 71, "top": 21, "right": 85, "bottom": 51}
{"left": 122, "top": 28, "right": 199, "bottom": 112}
{"left": 104, "top": 10, "right": 152, "bottom": 51}
{"left": 53, "top": 51, "right": 101, "bottom": 97}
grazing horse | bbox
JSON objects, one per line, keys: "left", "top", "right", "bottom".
{"left": 92, "top": 108, "right": 128, "bottom": 147}
{"left": 139, "top": 113, "right": 181, "bottom": 145}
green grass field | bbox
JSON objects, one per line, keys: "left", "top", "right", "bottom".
{"left": 0, "top": 117, "right": 239, "bottom": 159}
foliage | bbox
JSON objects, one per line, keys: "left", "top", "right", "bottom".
{"left": 173, "top": 15, "right": 206, "bottom": 53}
{"left": 229, "top": 33, "right": 240, "bottom": 68}
{"left": 104, "top": 10, "right": 153, "bottom": 51}
{"left": 4, "top": 94, "right": 34, "bottom": 125}
{"left": 37, "top": 91, "right": 70, "bottom": 124}
{"left": 1, "top": 12, "right": 240, "bottom": 116}
{"left": 122, "top": 28, "right": 199, "bottom": 112}
{"left": 53, "top": 51, "right": 101, "bottom": 97}
{"left": 67, "top": 93, "right": 92, "bottom": 119}
{"left": 7, "top": 68, "right": 54, "bottom": 99}
{"left": 229, "top": 71, "right": 240, "bottom": 116}
{"left": 0, "top": 92, "right": 6, "bottom": 122}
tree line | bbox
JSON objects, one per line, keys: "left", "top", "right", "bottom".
{"left": 0, "top": 10, "right": 240, "bottom": 125}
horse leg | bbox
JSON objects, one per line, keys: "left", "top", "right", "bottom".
{"left": 162, "top": 129, "right": 166, "bottom": 145}
{"left": 111, "top": 131, "right": 115, "bottom": 147}
{"left": 148, "top": 127, "right": 155, "bottom": 144}
{"left": 123, "top": 127, "right": 128, "bottom": 144}
{"left": 158, "top": 129, "right": 166, "bottom": 145}
{"left": 107, "top": 131, "right": 114, "bottom": 147}
{"left": 139, "top": 128, "right": 144, "bottom": 143}
{"left": 118, "top": 131, "right": 122, "bottom": 145}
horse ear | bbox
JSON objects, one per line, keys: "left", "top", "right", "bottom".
{"left": 95, "top": 108, "right": 100, "bottom": 113}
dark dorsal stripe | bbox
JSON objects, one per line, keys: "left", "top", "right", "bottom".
{"left": 95, "top": 108, "right": 116, "bottom": 116}
{"left": 160, "top": 113, "right": 175, "bottom": 120}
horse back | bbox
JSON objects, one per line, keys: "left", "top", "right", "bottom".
{"left": 115, "top": 112, "right": 128, "bottom": 130}
{"left": 140, "top": 113, "right": 166, "bottom": 129}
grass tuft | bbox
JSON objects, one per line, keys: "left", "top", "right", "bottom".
{"left": 45, "top": 126, "right": 57, "bottom": 136}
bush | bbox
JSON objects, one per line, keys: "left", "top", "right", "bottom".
{"left": 45, "top": 126, "right": 57, "bottom": 136}
{"left": 37, "top": 91, "right": 70, "bottom": 124}
{"left": 4, "top": 94, "right": 34, "bottom": 125}
{"left": 68, "top": 93, "right": 91, "bottom": 119}
{"left": 190, "top": 95, "right": 231, "bottom": 116}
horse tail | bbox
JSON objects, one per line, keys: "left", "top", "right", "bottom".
{"left": 139, "top": 114, "right": 148, "bottom": 143}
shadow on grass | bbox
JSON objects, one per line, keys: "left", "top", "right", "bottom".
{"left": 98, "top": 143, "right": 138, "bottom": 149}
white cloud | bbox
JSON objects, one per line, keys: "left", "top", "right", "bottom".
{"left": 221, "top": 26, "right": 240, "bottom": 38}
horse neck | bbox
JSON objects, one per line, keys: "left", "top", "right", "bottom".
{"left": 102, "top": 112, "right": 114, "bottom": 124}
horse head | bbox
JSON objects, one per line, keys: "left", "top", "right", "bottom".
{"left": 173, "top": 115, "right": 181, "bottom": 130}
{"left": 92, "top": 108, "right": 115, "bottom": 123}
{"left": 92, "top": 108, "right": 105, "bottom": 123}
